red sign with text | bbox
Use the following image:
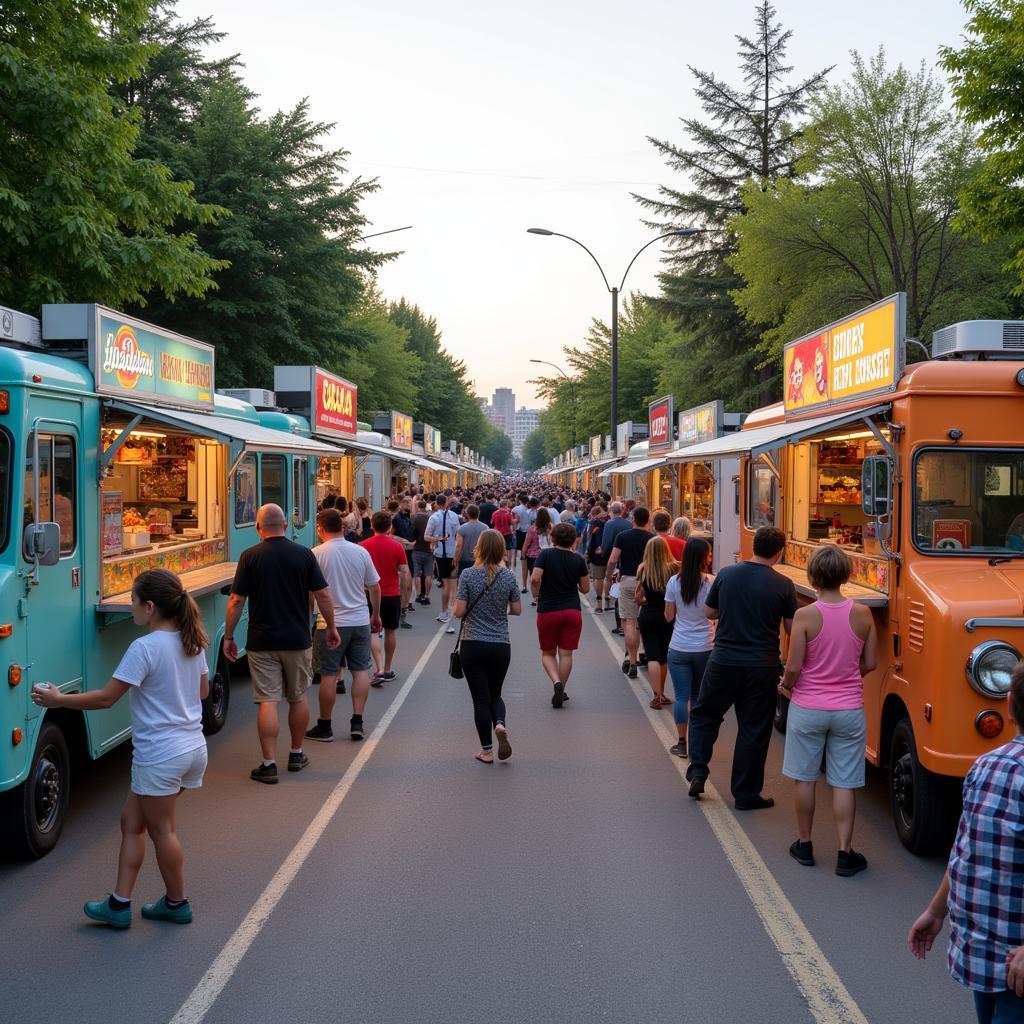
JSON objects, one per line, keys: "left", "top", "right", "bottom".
{"left": 313, "top": 368, "right": 357, "bottom": 438}
{"left": 648, "top": 395, "right": 673, "bottom": 452}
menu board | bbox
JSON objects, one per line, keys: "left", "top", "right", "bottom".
{"left": 423, "top": 425, "right": 441, "bottom": 455}
{"left": 391, "top": 411, "right": 413, "bottom": 449}
{"left": 648, "top": 395, "right": 674, "bottom": 452}
{"left": 102, "top": 492, "right": 124, "bottom": 557}
{"left": 678, "top": 401, "right": 722, "bottom": 448}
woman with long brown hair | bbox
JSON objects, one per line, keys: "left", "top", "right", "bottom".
{"left": 452, "top": 529, "right": 522, "bottom": 762}
{"left": 636, "top": 536, "right": 679, "bottom": 710}
{"left": 32, "top": 568, "right": 210, "bottom": 927}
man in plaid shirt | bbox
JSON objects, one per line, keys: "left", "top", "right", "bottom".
{"left": 909, "top": 664, "right": 1024, "bottom": 1023}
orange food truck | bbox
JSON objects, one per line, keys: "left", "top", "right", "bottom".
{"left": 673, "top": 293, "right": 1024, "bottom": 852}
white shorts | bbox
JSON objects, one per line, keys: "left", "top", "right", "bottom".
{"left": 131, "top": 745, "right": 208, "bottom": 797}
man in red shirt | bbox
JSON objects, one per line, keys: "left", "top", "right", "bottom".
{"left": 360, "top": 511, "right": 411, "bottom": 685}
{"left": 491, "top": 499, "right": 515, "bottom": 568}
{"left": 653, "top": 510, "right": 686, "bottom": 561}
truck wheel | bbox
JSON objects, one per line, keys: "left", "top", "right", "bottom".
{"left": 774, "top": 692, "right": 789, "bottom": 734}
{"left": 889, "top": 717, "right": 958, "bottom": 854}
{"left": 201, "top": 654, "right": 231, "bottom": 735}
{"left": 2, "top": 721, "right": 70, "bottom": 859}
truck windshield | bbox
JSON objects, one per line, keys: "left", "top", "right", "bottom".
{"left": 915, "top": 448, "right": 1024, "bottom": 554}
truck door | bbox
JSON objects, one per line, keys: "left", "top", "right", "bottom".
{"left": 291, "top": 456, "right": 310, "bottom": 543}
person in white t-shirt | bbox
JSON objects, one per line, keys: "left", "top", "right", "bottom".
{"left": 32, "top": 568, "right": 210, "bottom": 928}
{"left": 305, "top": 508, "right": 382, "bottom": 743}
{"left": 424, "top": 494, "right": 460, "bottom": 627}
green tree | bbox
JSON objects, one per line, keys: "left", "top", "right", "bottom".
{"left": 0, "top": 0, "right": 224, "bottom": 310}
{"left": 634, "top": 1, "right": 830, "bottom": 407}
{"left": 941, "top": 0, "right": 1024, "bottom": 292}
{"left": 730, "top": 51, "right": 1019, "bottom": 360}
{"left": 521, "top": 429, "right": 547, "bottom": 471}
{"left": 481, "top": 428, "right": 513, "bottom": 470}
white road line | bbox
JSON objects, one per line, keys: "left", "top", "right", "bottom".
{"left": 169, "top": 624, "right": 449, "bottom": 1024}
{"left": 583, "top": 599, "right": 869, "bottom": 1024}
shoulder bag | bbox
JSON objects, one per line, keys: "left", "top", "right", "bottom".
{"left": 448, "top": 571, "right": 497, "bottom": 679}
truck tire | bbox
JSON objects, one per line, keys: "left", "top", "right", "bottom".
{"left": 2, "top": 720, "right": 70, "bottom": 859}
{"left": 201, "top": 653, "right": 231, "bottom": 735}
{"left": 774, "top": 692, "right": 790, "bottom": 734}
{"left": 888, "top": 716, "right": 958, "bottom": 854}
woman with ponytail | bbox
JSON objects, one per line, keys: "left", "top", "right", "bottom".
{"left": 32, "top": 568, "right": 210, "bottom": 928}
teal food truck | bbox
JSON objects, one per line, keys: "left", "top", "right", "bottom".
{"left": 0, "top": 303, "right": 339, "bottom": 857}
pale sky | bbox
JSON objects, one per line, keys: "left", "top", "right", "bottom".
{"left": 176, "top": 0, "right": 972, "bottom": 408}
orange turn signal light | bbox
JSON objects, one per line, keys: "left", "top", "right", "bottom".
{"left": 0, "top": 624, "right": 12, "bottom": 638}
{"left": 11, "top": 728, "right": 22, "bottom": 746}
{"left": 976, "top": 710, "right": 1004, "bottom": 739}
{"left": 0, "top": 390, "right": 9, "bottom": 413}
{"left": 7, "top": 664, "right": 21, "bottom": 687}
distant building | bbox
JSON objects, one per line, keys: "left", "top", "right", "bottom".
{"left": 511, "top": 406, "right": 541, "bottom": 457}
{"left": 492, "top": 388, "right": 516, "bottom": 433}
{"left": 478, "top": 389, "right": 542, "bottom": 457}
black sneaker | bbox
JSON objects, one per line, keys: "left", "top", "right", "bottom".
{"left": 521, "top": 587, "right": 528, "bottom": 594}
{"left": 836, "top": 849, "right": 868, "bottom": 877}
{"left": 621, "top": 657, "right": 630, "bottom": 674}
{"left": 250, "top": 762, "right": 278, "bottom": 785}
{"left": 336, "top": 680, "right": 346, "bottom": 695}
{"left": 287, "top": 751, "right": 309, "bottom": 772}
{"left": 305, "top": 722, "right": 334, "bottom": 743}
{"left": 669, "top": 739, "right": 687, "bottom": 758}
{"left": 350, "top": 716, "right": 365, "bottom": 740}
{"left": 400, "top": 617, "right": 413, "bottom": 629}
{"left": 627, "top": 664, "right": 638, "bottom": 679}
{"left": 688, "top": 776, "right": 705, "bottom": 799}
{"left": 734, "top": 795, "right": 775, "bottom": 811}
{"left": 552, "top": 682, "right": 565, "bottom": 708}
{"left": 790, "top": 839, "right": 815, "bottom": 866}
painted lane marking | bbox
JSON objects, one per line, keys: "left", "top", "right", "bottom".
{"left": 169, "top": 624, "right": 449, "bottom": 1024}
{"left": 583, "top": 598, "right": 869, "bottom": 1024}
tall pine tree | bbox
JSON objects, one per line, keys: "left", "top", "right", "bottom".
{"left": 634, "top": 1, "right": 830, "bottom": 408}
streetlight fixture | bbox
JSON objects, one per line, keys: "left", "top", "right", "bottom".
{"left": 527, "top": 226, "right": 704, "bottom": 443}
{"left": 529, "top": 358, "right": 578, "bottom": 448}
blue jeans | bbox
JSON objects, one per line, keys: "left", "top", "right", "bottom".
{"left": 975, "top": 990, "right": 1024, "bottom": 1024}
{"left": 667, "top": 649, "right": 711, "bottom": 726}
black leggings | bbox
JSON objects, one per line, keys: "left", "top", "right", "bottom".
{"left": 460, "top": 640, "right": 511, "bottom": 747}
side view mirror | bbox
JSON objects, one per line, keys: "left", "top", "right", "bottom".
{"left": 861, "top": 456, "right": 892, "bottom": 518}
{"left": 24, "top": 522, "right": 61, "bottom": 566}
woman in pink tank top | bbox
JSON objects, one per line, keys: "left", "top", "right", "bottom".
{"left": 779, "top": 546, "right": 877, "bottom": 877}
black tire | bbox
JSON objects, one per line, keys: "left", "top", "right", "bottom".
{"left": 774, "top": 692, "right": 790, "bottom": 734}
{"left": 2, "top": 720, "right": 70, "bottom": 859}
{"left": 201, "top": 653, "right": 231, "bottom": 735}
{"left": 888, "top": 716, "right": 958, "bottom": 854}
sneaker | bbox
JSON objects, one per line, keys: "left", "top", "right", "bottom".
{"left": 734, "top": 795, "right": 775, "bottom": 811}
{"left": 437, "top": 611, "right": 449, "bottom": 623}
{"left": 627, "top": 664, "right": 638, "bottom": 679}
{"left": 305, "top": 722, "right": 334, "bottom": 743}
{"left": 552, "top": 682, "right": 565, "bottom": 708}
{"left": 495, "top": 724, "right": 512, "bottom": 760}
{"left": 688, "top": 776, "right": 705, "bottom": 799}
{"left": 250, "top": 762, "right": 278, "bottom": 785}
{"left": 521, "top": 587, "right": 528, "bottom": 594}
{"left": 406, "top": 603, "right": 415, "bottom": 612}
{"left": 336, "top": 679, "right": 346, "bottom": 695}
{"left": 421, "top": 596, "right": 431, "bottom": 606}
{"left": 621, "top": 657, "right": 630, "bottom": 674}
{"left": 446, "top": 623, "right": 456, "bottom": 634}
{"left": 789, "top": 839, "right": 815, "bottom": 867}
{"left": 141, "top": 895, "right": 193, "bottom": 924}
{"left": 400, "top": 616, "right": 413, "bottom": 629}
{"left": 83, "top": 896, "right": 131, "bottom": 929}
{"left": 836, "top": 849, "right": 868, "bottom": 877}
{"left": 371, "top": 672, "right": 386, "bottom": 688}
{"left": 612, "top": 627, "right": 624, "bottom": 636}
{"left": 350, "top": 716, "right": 365, "bottom": 740}
{"left": 669, "top": 739, "right": 687, "bottom": 758}
{"left": 287, "top": 751, "right": 309, "bottom": 772}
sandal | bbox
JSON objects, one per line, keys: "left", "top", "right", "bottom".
{"left": 649, "top": 695, "right": 663, "bottom": 710}
{"left": 659, "top": 694, "right": 673, "bottom": 708}
{"left": 474, "top": 751, "right": 494, "bottom": 764}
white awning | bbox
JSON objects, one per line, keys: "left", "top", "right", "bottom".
{"left": 604, "top": 454, "right": 675, "bottom": 477}
{"left": 664, "top": 403, "right": 892, "bottom": 462}
{"left": 336, "top": 438, "right": 419, "bottom": 465}
{"left": 415, "top": 457, "right": 454, "bottom": 473}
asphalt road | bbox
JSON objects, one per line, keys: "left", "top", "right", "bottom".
{"left": 0, "top": 593, "right": 969, "bottom": 1024}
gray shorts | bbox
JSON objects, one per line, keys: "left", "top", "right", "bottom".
{"left": 315, "top": 625, "right": 372, "bottom": 676}
{"left": 411, "top": 551, "right": 434, "bottom": 578}
{"left": 131, "top": 745, "right": 208, "bottom": 797}
{"left": 782, "top": 704, "right": 866, "bottom": 789}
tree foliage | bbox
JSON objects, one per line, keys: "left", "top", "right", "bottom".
{"left": 521, "top": 429, "right": 547, "bottom": 471}
{"left": 481, "top": 429, "right": 513, "bottom": 471}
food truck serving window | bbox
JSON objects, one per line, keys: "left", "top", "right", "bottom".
{"left": 24, "top": 434, "right": 76, "bottom": 557}
{"left": 261, "top": 454, "right": 286, "bottom": 508}
{"left": 234, "top": 454, "right": 257, "bottom": 527}
{"left": 914, "top": 448, "right": 1024, "bottom": 554}
{"left": 746, "top": 461, "right": 778, "bottom": 528}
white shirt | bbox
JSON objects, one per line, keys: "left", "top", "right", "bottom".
{"left": 512, "top": 504, "right": 534, "bottom": 533}
{"left": 666, "top": 575, "right": 714, "bottom": 653}
{"left": 112, "top": 631, "right": 208, "bottom": 766}
{"left": 313, "top": 537, "right": 380, "bottom": 627}
{"left": 426, "top": 508, "right": 458, "bottom": 558}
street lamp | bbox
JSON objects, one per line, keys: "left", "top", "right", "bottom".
{"left": 529, "top": 358, "right": 578, "bottom": 448}
{"left": 527, "top": 226, "right": 704, "bottom": 443}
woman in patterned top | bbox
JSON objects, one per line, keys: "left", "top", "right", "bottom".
{"left": 453, "top": 529, "right": 523, "bottom": 763}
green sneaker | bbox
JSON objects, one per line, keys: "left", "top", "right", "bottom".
{"left": 83, "top": 896, "right": 131, "bottom": 929}
{"left": 141, "top": 895, "right": 193, "bottom": 924}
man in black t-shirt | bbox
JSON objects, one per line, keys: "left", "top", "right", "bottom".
{"left": 411, "top": 500, "right": 433, "bottom": 604}
{"left": 686, "top": 526, "right": 798, "bottom": 809}
{"left": 478, "top": 494, "right": 498, "bottom": 527}
{"left": 225, "top": 503, "right": 339, "bottom": 785}
{"left": 605, "top": 506, "right": 654, "bottom": 678}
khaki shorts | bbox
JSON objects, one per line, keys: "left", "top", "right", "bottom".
{"left": 590, "top": 562, "right": 607, "bottom": 582}
{"left": 617, "top": 576, "right": 639, "bottom": 619}
{"left": 249, "top": 649, "right": 312, "bottom": 704}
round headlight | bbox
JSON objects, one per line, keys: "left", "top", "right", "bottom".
{"left": 966, "top": 641, "right": 1020, "bottom": 697}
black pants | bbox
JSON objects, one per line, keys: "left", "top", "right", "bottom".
{"left": 685, "top": 656, "right": 780, "bottom": 802}
{"left": 460, "top": 640, "right": 511, "bottom": 747}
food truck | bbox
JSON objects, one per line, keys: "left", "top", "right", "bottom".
{"left": 676, "top": 293, "right": 1024, "bottom": 852}
{"left": 0, "top": 304, "right": 341, "bottom": 857}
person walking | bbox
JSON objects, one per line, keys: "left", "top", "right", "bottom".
{"left": 779, "top": 545, "right": 876, "bottom": 874}
{"left": 453, "top": 504, "right": 488, "bottom": 578}
{"left": 362, "top": 510, "right": 412, "bottom": 685}
{"left": 599, "top": 501, "right": 631, "bottom": 632}
{"left": 411, "top": 498, "right": 434, "bottom": 605}
{"left": 909, "top": 663, "right": 1024, "bottom": 1023}
{"left": 224, "top": 504, "right": 339, "bottom": 784}
{"left": 636, "top": 535, "right": 678, "bottom": 710}
{"left": 33, "top": 569, "right": 210, "bottom": 926}
{"left": 391, "top": 496, "right": 417, "bottom": 626}
{"left": 586, "top": 504, "right": 610, "bottom": 612}
{"left": 664, "top": 537, "right": 714, "bottom": 759}
{"left": 685, "top": 526, "right": 797, "bottom": 809}
{"left": 354, "top": 496, "right": 372, "bottom": 541}
{"left": 425, "top": 493, "right": 459, "bottom": 633}
{"left": 478, "top": 493, "right": 498, "bottom": 527}
{"left": 605, "top": 506, "right": 654, "bottom": 678}
{"left": 531, "top": 522, "right": 590, "bottom": 708}
{"left": 653, "top": 510, "right": 686, "bottom": 561}
{"left": 491, "top": 499, "right": 515, "bottom": 568}
{"left": 522, "top": 507, "right": 555, "bottom": 606}
{"left": 512, "top": 493, "right": 535, "bottom": 592}
{"left": 453, "top": 529, "right": 522, "bottom": 763}
{"left": 305, "top": 509, "right": 382, "bottom": 743}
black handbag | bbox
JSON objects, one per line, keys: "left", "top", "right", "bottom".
{"left": 448, "top": 574, "right": 496, "bottom": 679}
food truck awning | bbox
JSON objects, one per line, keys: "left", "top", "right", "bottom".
{"left": 604, "top": 454, "right": 675, "bottom": 477}
{"left": 664, "top": 403, "right": 892, "bottom": 462}
{"left": 107, "top": 401, "right": 346, "bottom": 457}
{"left": 414, "top": 457, "right": 453, "bottom": 473}
{"left": 333, "top": 438, "right": 419, "bottom": 465}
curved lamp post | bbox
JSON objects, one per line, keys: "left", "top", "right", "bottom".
{"left": 529, "top": 358, "right": 578, "bottom": 449}
{"left": 527, "top": 226, "right": 704, "bottom": 442}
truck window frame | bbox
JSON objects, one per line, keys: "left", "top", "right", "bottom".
{"left": 260, "top": 453, "right": 287, "bottom": 509}
{"left": 234, "top": 452, "right": 258, "bottom": 527}
{"left": 744, "top": 458, "right": 779, "bottom": 530}
{"left": 0, "top": 427, "right": 13, "bottom": 554}
{"left": 23, "top": 431, "right": 76, "bottom": 559}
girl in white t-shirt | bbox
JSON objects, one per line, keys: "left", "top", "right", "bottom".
{"left": 32, "top": 568, "right": 210, "bottom": 928}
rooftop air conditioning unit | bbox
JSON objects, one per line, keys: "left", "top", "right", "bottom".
{"left": 217, "top": 387, "right": 276, "bottom": 409}
{"left": 932, "top": 320, "right": 1024, "bottom": 359}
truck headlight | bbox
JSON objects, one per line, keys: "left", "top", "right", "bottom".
{"left": 966, "top": 641, "right": 1020, "bottom": 698}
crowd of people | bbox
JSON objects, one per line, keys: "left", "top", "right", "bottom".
{"left": 27, "top": 473, "right": 1024, "bottom": 1022}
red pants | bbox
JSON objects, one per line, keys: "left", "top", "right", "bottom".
{"left": 536, "top": 609, "right": 583, "bottom": 651}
